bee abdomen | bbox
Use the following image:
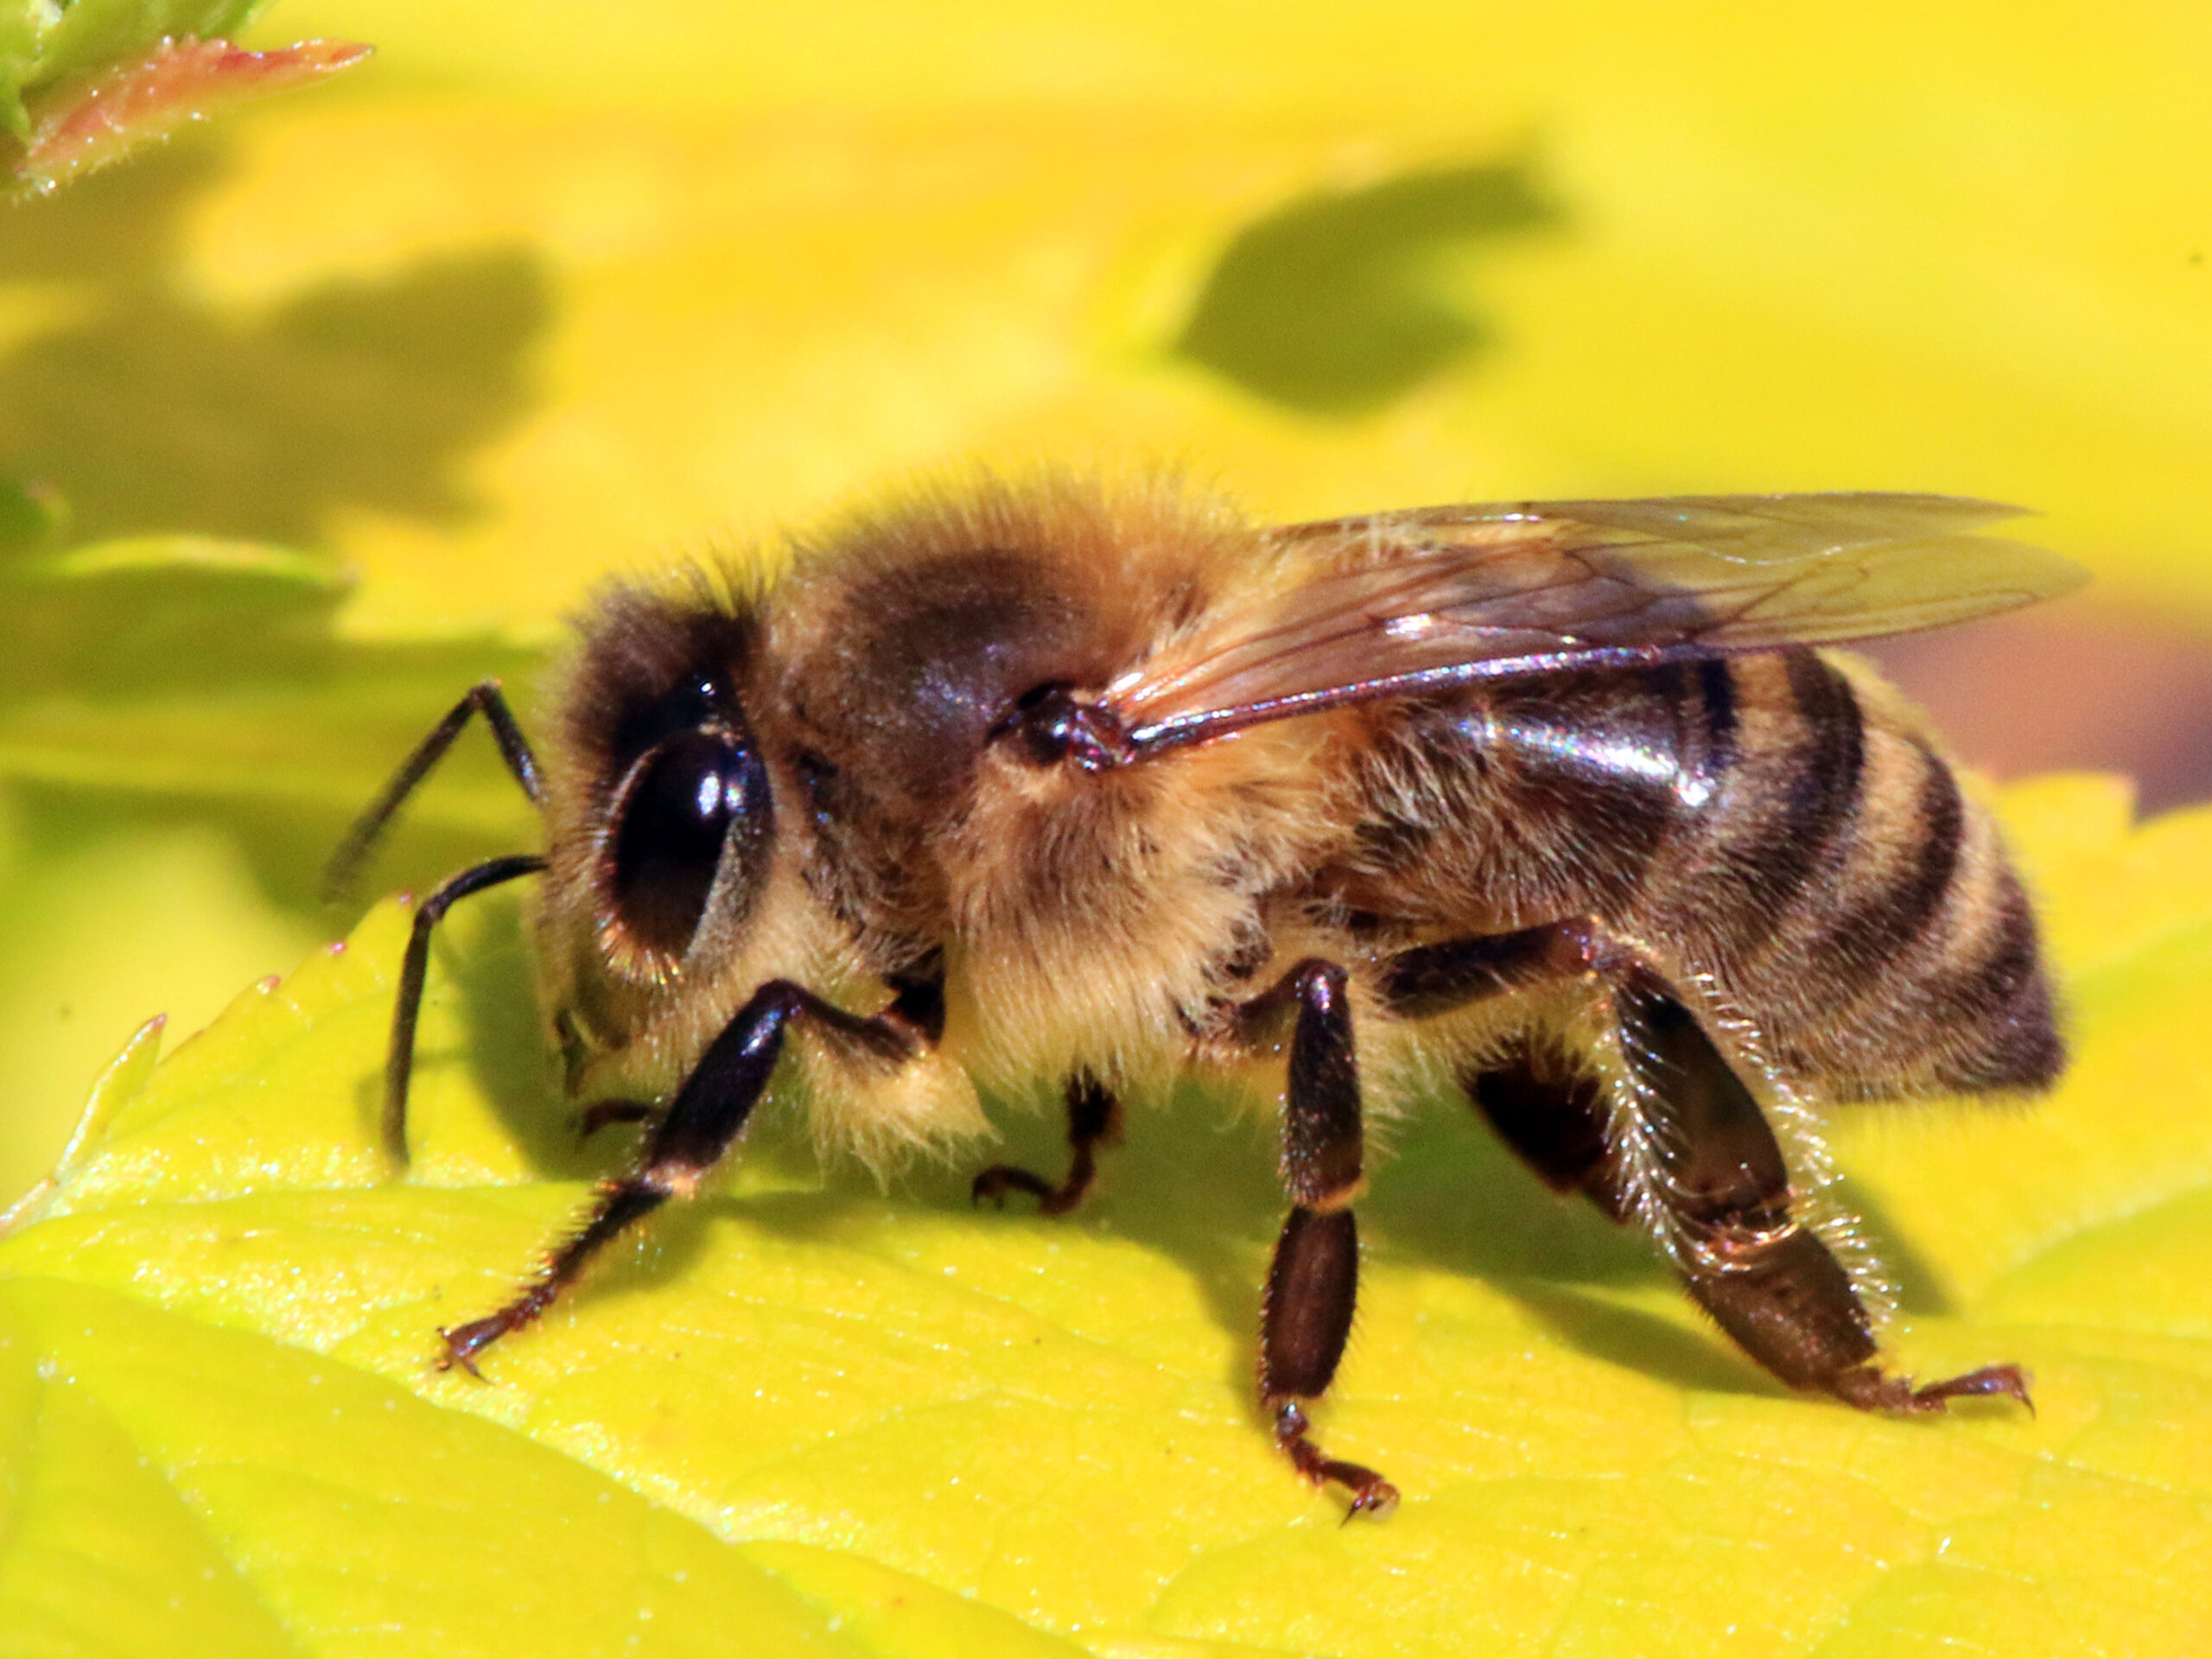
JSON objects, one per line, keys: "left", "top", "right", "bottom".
{"left": 1808, "top": 736, "right": 1966, "bottom": 974}
{"left": 1662, "top": 652, "right": 2062, "bottom": 1100}
{"left": 1643, "top": 651, "right": 1868, "bottom": 957}
{"left": 1923, "top": 863, "right": 2063, "bottom": 1091}
{"left": 1750, "top": 652, "right": 1869, "bottom": 930}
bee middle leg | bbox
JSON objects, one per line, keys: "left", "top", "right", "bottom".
{"left": 436, "top": 979, "right": 928, "bottom": 1376}
{"left": 575, "top": 1098, "right": 658, "bottom": 1140}
{"left": 970, "top": 1071, "right": 1121, "bottom": 1215}
{"left": 1239, "top": 958, "right": 1398, "bottom": 1519}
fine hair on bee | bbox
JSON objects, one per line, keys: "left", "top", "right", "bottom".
{"left": 329, "top": 469, "right": 2083, "bottom": 1519}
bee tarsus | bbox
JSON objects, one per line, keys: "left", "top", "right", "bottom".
{"left": 435, "top": 1189, "right": 659, "bottom": 1378}
{"left": 440, "top": 976, "right": 937, "bottom": 1371}
{"left": 969, "top": 1071, "right": 1120, "bottom": 1215}
{"left": 573, "top": 1098, "right": 656, "bottom": 1141}
{"left": 1272, "top": 1401, "right": 1399, "bottom": 1522}
{"left": 1833, "top": 1362, "right": 2035, "bottom": 1416}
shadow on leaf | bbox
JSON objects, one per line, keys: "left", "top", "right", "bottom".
{"left": 1503, "top": 1280, "right": 1784, "bottom": 1397}
{"left": 0, "top": 138, "right": 559, "bottom": 917}
{"left": 0, "top": 141, "right": 552, "bottom": 549}
{"left": 1174, "top": 154, "right": 1562, "bottom": 416}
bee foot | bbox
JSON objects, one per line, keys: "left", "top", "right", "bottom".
{"left": 1273, "top": 1401, "right": 1399, "bottom": 1522}
{"left": 969, "top": 1163, "right": 1062, "bottom": 1211}
{"left": 434, "top": 1323, "right": 493, "bottom": 1378}
{"left": 1834, "top": 1362, "right": 2034, "bottom": 1416}
{"left": 575, "top": 1098, "right": 655, "bottom": 1142}
{"left": 1911, "top": 1363, "right": 2034, "bottom": 1415}
{"left": 435, "top": 1293, "right": 550, "bottom": 1377}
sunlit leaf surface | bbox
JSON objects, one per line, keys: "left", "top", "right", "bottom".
{"left": 0, "top": 1, "right": 2209, "bottom": 1649}
{"left": 0, "top": 779, "right": 2206, "bottom": 1654}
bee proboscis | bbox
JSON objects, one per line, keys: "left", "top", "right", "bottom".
{"left": 334, "top": 477, "right": 2082, "bottom": 1517}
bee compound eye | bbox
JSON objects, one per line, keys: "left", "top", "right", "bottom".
{"left": 609, "top": 728, "right": 772, "bottom": 957}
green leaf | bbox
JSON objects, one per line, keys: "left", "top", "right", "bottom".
{"left": 0, "top": 527, "right": 542, "bottom": 1209}
{"left": 1, "top": 781, "right": 2208, "bottom": 1655}
{"left": 0, "top": 534, "right": 344, "bottom": 688}
{"left": 0, "top": 526, "right": 542, "bottom": 895}
{"left": 0, "top": 0, "right": 272, "bottom": 137}
{"left": 0, "top": 476, "right": 64, "bottom": 554}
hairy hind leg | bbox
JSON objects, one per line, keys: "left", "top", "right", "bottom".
{"left": 1607, "top": 974, "right": 2028, "bottom": 1412}
{"left": 1441, "top": 940, "right": 2031, "bottom": 1414}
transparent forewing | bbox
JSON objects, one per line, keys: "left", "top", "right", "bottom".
{"left": 1111, "top": 493, "right": 2086, "bottom": 753}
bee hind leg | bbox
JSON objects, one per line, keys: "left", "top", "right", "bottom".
{"left": 970, "top": 1071, "right": 1120, "bottom": 1216}
{"left": 1607, "top": 967, "right": 2031, "bottom": 1416}
{"left": 1243, "top": 958, "right": 1398, "bottom": 1520}
{"left": 1462, "top": 1041, "right": 1631, "bottom": 1222}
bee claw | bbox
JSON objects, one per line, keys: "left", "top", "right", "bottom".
{"left": 434, "top": 1326, "right": 486, "bottom": 1379}
{"left": 1341, "top": 1479, "right": 1401, "bottom": 1525}
{"left": 969, "top": 1164, "right": 1051, "bottom": 1209}
{"left": 1914, "top": 1363, "right": 2035, "bottom": 1415}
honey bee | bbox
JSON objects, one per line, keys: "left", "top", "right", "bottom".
{"left": 334, "top": 475, "right": 2083, "bottom": 1518}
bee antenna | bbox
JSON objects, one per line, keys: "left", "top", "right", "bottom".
{"left": 324, "top": 679, "right": 544, "bottom": 905}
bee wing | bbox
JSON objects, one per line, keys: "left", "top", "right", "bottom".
{"left": 1110, "top": 493, "right": 2086, "bottom": 753}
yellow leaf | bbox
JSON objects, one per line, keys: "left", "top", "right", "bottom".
{"left": 1, "top": 785, "right": 2208, "bottom": 1654}
{"left": 3, "top": 1, "right": 2209, "bottom": 1650}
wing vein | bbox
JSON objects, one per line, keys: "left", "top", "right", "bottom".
{"left": 1108, "top": 494, "right": 2083, "bottom": 756}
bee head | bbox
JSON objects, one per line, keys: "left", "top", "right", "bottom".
{"left": 557, "top": 585, "right": 776, "bottom": 983}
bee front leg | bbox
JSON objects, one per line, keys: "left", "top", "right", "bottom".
{"left": 385, "top": 855, "right": 548, "bottom": 1166}
{"left": 1607, "top": 967, "right": 2032, "bottom": 1416}
{"left": 1242, "top": 959, "right": 1399, "bottom": 1520}
{"left": 436, "top": 980, "right": 924, "bottom": 1376}
{"left": 970, "top": 1071, "right": 1121, "bottom": 1215}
